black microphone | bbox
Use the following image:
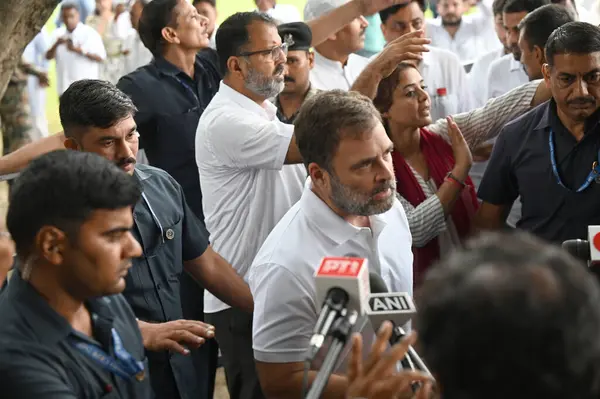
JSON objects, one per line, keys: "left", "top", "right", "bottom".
{"left": 562, "top": 239, "right": 591, "bottom": 263}
{"left": 367, "top": 273, "right": 433, "bottom": 380}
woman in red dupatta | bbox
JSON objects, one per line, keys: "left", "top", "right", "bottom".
{"left": 373, "top": 63, "right": 478, "bottom": 286}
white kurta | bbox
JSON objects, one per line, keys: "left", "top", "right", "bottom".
{"left": 51, "top": 23, "right": 107, "bottom": 95}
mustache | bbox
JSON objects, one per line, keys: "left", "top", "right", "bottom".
{"left": 116, "top": 157, "right": 136, "bottom": 168}
{"left": 567, "top": 97, "right": 596, "bottom": 105}
{"left": 274, "top": 65, "right": 284, "bottom": 75}
{"left": 284, "top": 76, "right": 295, "bottom": 83}
{"left": 372, "top": 181, "right": 396, "bottom": 196}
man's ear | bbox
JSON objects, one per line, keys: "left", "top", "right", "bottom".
{"left": 64, "top": 137, "right": 78, "bottom": 150}
{"left": 36, "top": 226, "right": 68, "bottom": 266}
{"left": 542, "top": 63, "right": 552, "bottom": 88}
{"left": 161, "top": 26, "right": 180, "bottom": 45}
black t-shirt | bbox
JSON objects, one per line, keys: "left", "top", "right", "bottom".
{"left": 0, "top": 272, "right": 151, "bottom": 399}
{"left": 117, "top": 49, "right": 222, "bottom": 222}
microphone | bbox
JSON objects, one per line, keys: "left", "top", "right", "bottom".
{"left": 367, "top": 273, "right": 433, "bottom": 380}
{"left": 562, "top": 226, "right": 600, "bottom": 265}
{"left": 562, "top": 239, "right": 591, "bottom": 263}
{"left": 307, "top": 255, "right": 370, "bottom": 362}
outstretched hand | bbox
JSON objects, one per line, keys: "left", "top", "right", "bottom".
{"left": 347, "top": 321, "right": 433, "bottom": 399}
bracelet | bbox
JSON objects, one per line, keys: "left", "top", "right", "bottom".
{"left": 445, "top": 172, "right": 466, "bottom": 188}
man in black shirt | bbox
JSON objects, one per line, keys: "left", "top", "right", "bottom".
{"left": 57, "top": 79, "right": 253, "bottom": 399}
{"left": 476, "top": 22, "right": 600, "bottom": 243}
{"left": 0, "top": 150, "right": 151, "bottom": 398}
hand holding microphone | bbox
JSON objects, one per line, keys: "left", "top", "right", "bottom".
{"left": 346, "top": 321, "right": 433, "bottom": 399}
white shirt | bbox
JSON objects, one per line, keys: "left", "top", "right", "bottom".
{"left": 51, "top": 23, "right": 107, "bottom": 95}
{"left": 310, "top": 52, "right": 371, "bottom": 91}
{"left": 195, "top": 82, "right": 307, "bottom": 314}
{"left": 486, "top": 53, "right": 528, "bottom": 99}
{"left": 420, "top": 47, "right": 473, "bottom": 121}
{"left": 249, "top": 181, "right": 413, "bottom": 364}
{"left": 426, "top": 0, "right": 495, "bottom": 62}
{"left": 122, "top": 30, "right": 153, "bottom": 75}
{"left": 261, "top": 4, "right": 302, "bottom": 24}
{"left": 469, "top": 47, "right": 505, "bottom": 107}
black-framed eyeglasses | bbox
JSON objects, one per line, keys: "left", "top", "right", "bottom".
{"left": 238, "top": 35, "right": 295, "bottom": 60}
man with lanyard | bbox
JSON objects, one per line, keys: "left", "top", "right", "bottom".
{"left": 18, "top": 79, "right": 253, "bottom": 399}
{"left": 475, "top": 21, "right": 600, "bottom": 243}
{"left": 0, "top": 150, "right": 150, "bottom": 398}
{"left": 273, "top": 22, "right": 320, "bottom": 124}
{"left": 115, "top": 0, "right": 417, "bottom": 395}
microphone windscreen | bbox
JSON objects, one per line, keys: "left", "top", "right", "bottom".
{"left": 562, "top": 239, "right": 591, "bottom": 262}
{"left": 369, "top": 272, "right": 388, "bottom": 294}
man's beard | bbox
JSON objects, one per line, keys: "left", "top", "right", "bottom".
{"left": 244, "top": 64, "right": 285, "bottom": 99}
{"left": 441, "top": 16, "right": 462, "bottom": 27}
{"left": 329, "top": 172, "right": 396, "bottom": 216}
{"left": 510, "top": 44, "right": 521, "bottom": 61}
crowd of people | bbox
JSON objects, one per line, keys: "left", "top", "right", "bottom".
{"left": 2, "top": 0, "right": 600, "bottom": 398}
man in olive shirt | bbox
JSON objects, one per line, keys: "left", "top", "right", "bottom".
{"left": 0, "top": 150, "right": 151, "bottom": 398}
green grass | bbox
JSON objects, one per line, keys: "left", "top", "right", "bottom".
{"left": 43, "top": 0, "right": 307, "bottom": 133}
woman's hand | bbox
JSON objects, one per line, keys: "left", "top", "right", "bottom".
{"left": 371, "top": 31, "right": 431, "bottom": 79}
{"left": 447, "top": 116, "right": 473, "bottom": 181}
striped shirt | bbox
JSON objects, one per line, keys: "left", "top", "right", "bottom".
{"left": 397, "top": 79, "right": 541, "bottom": 247}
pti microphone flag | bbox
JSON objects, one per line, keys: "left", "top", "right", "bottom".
{"left": 307, "top": 256, "right": 370, "bottom": 362}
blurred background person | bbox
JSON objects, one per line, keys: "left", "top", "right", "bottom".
{"left": 46, "top": 2, "right": 107, "bottom": 96}
{"left": 86, "top": 0, "right": 132, "bottom": 83}
{"left": 427, "top": 0, "right": 496, "bottom": 62}
{"left": 417, "top": 232, "right": 600, "bottom": 399}
{"left": 122, "top": 0, "right": 153, "bottom": 75}
{"left": 255, "top": 0, "right": 302, "bottom": 23}
{"left": 22, "top": 29, "right": 51, "bottom": 137}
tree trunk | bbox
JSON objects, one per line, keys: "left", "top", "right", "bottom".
{"left": 0, "top": 0, "right": 60, "bottom": 98}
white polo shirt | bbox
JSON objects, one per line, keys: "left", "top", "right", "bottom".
{"left": 425, "top": 0, "right": 495, "bottom": 62}
{"left": 486, "top": 53, "right": 528, "bottom": 99}
{"left": 469, "top": 47, "right": 505, "bottom": 107}
{"left": 195, "top": 82, "right": 307, "bottom": 314}
{"left": 310, "top": 51, "right": 371, "bottom": 91}
{"left": 249, "top": 181, "right": 413, "bottom": 365}
{"left": 51, "top": 23, "right": 106, "bottom": 95}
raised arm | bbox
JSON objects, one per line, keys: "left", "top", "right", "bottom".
{"left": 351, "top": 31, "right": 430, "bottom": 98}
{"left": 426, "top": 79, "right": 547, "bottom": 150}
{"left": 307, "top": 0, "right": 420, "bottom": 47}
{"left": 398, "top": 117, "right": 473, "bottom": 247}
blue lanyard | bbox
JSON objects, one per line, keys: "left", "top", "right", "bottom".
{"left": 70, "top": 328, "right": 145, "bottom": 381}
{"left": 173, "top": 76, "right": 200, "bottom": 108}
{"left": 549, "top": 129, "right": 600, "bottom": 192}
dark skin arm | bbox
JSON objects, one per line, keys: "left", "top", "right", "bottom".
{"left": 184, "top": 246, "right": 253, "bottom": 313}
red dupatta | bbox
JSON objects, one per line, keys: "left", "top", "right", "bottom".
{"left": 392, "top": 128, "right": 479, "bottom": 287}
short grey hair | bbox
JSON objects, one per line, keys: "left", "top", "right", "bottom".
{"left": 294, "top": 90, "right": 382, "bottom": 171}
